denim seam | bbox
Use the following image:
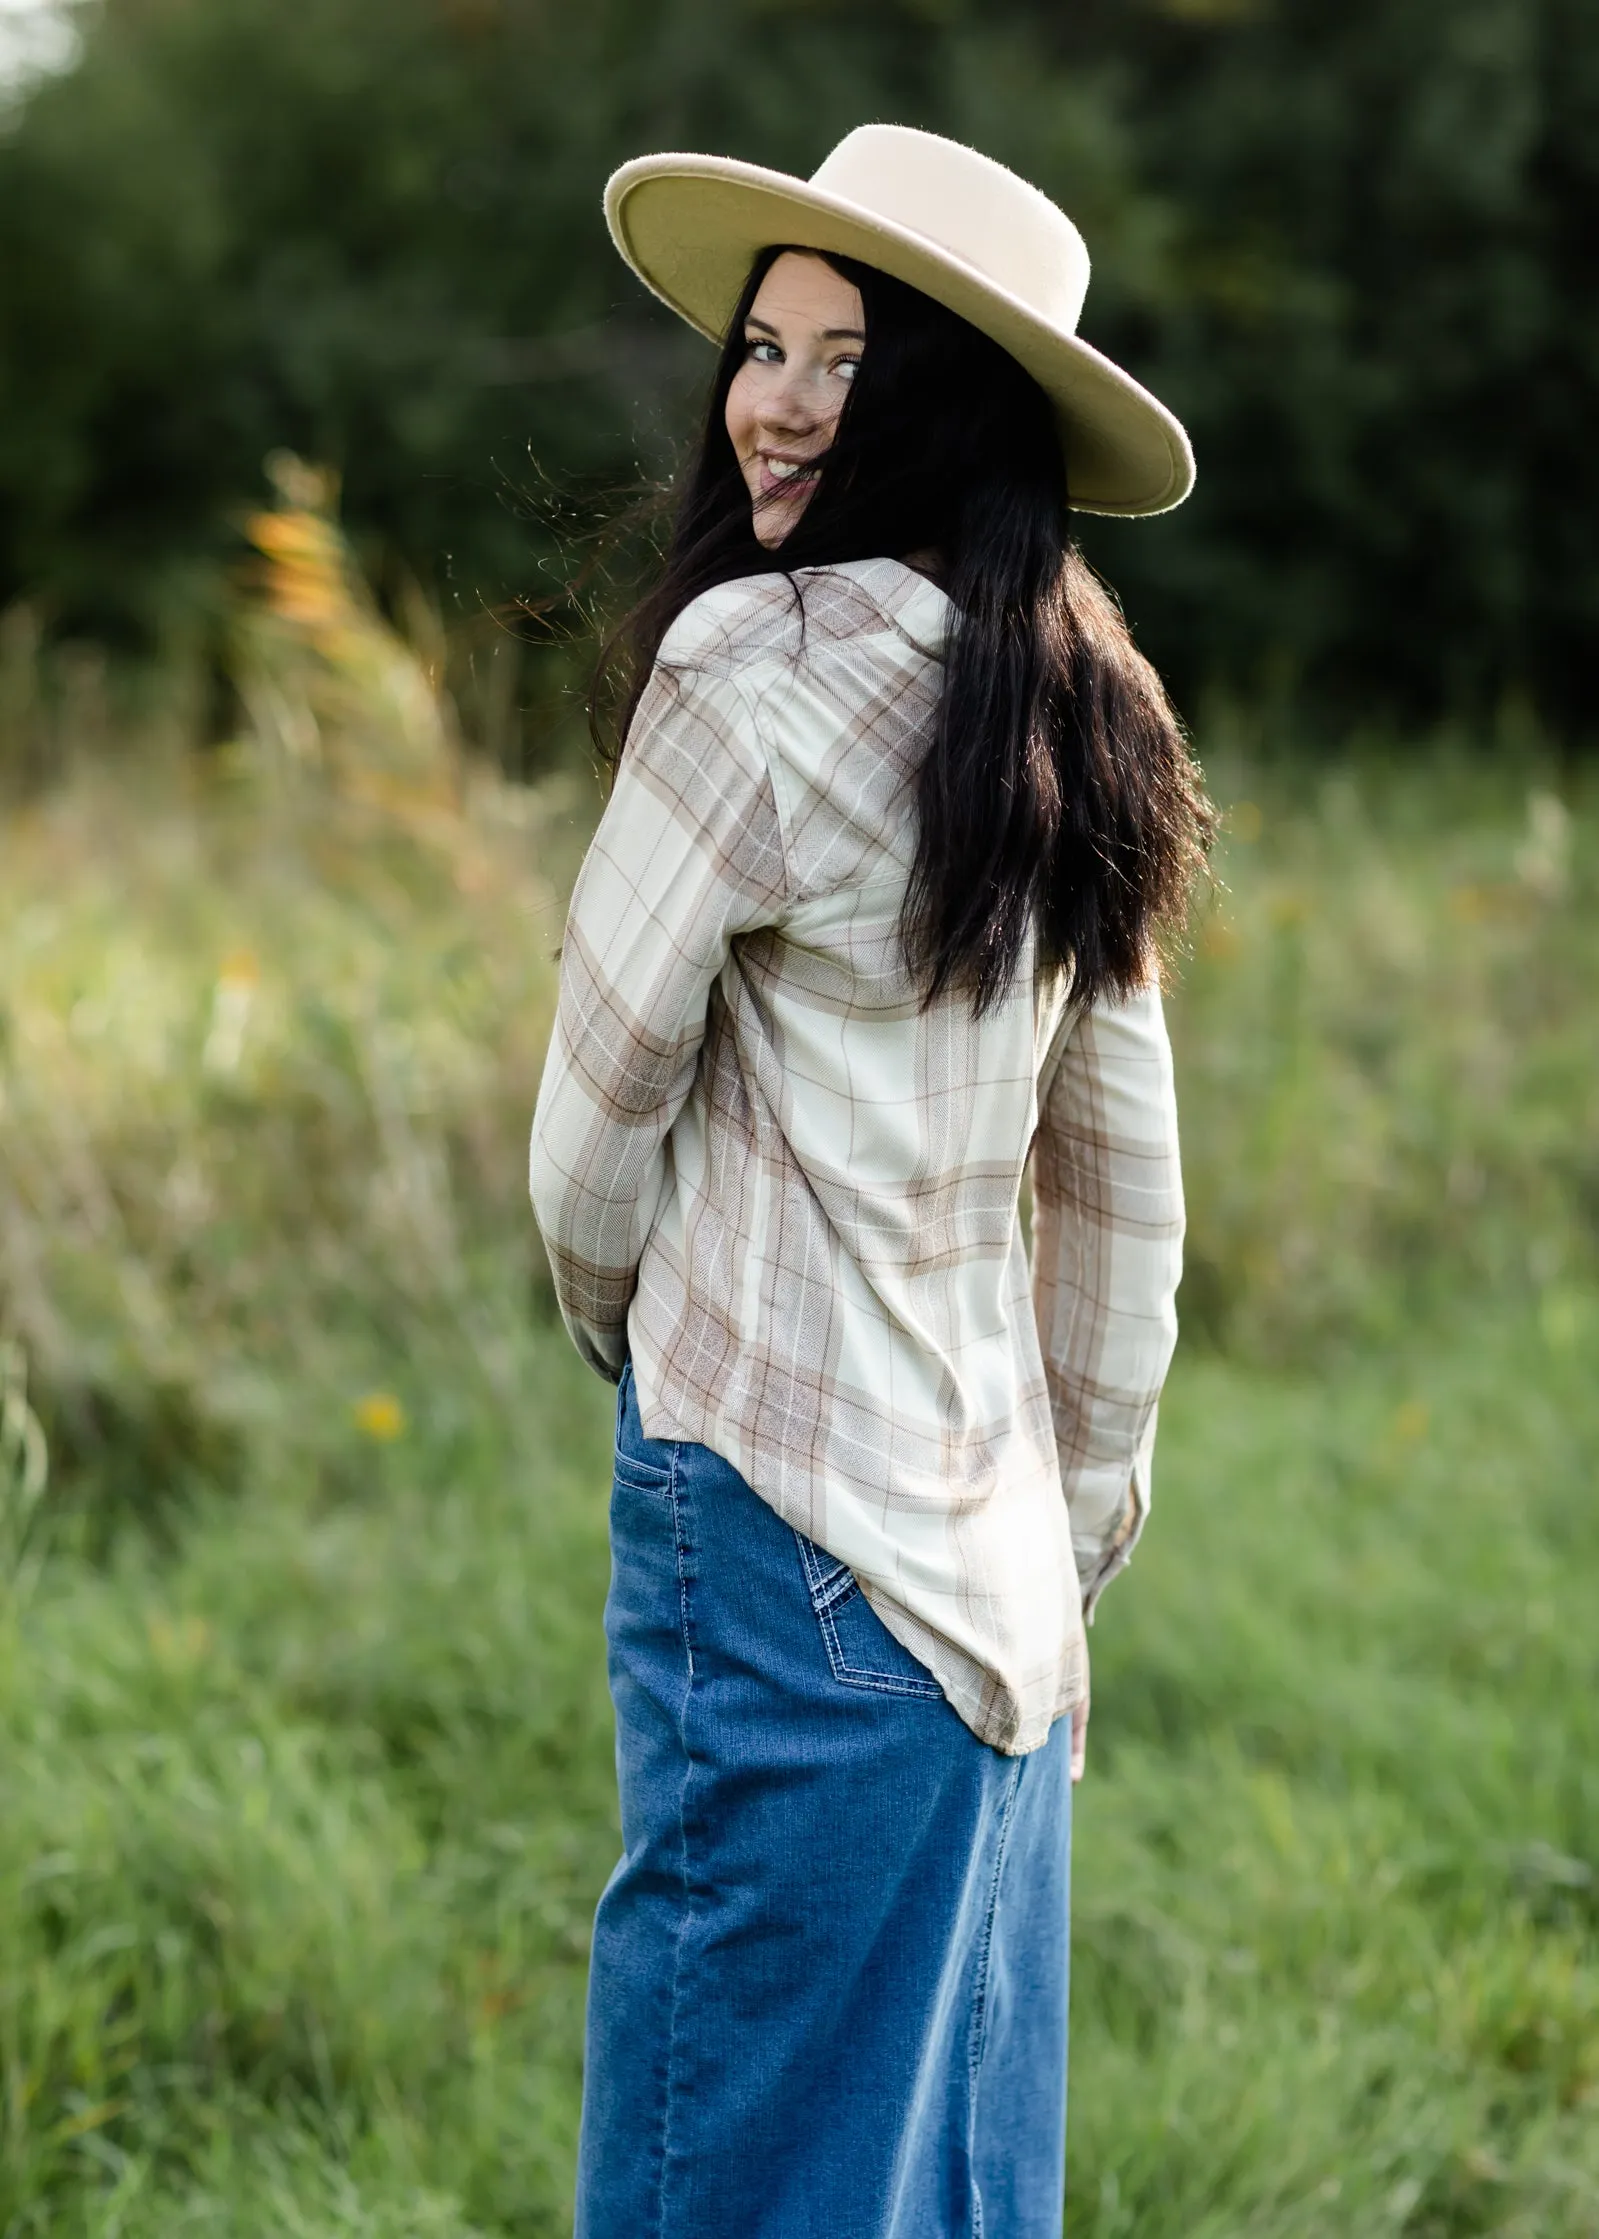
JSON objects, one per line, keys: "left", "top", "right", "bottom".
{"left": 657, "top": 1440, "right": 695, "bottom": 2239}
{"left": 667, "top": 1441, "right": 694, "bottom": 1679}
{"left": 967, "top": 1757, "right": 1024, "bottom": 2090}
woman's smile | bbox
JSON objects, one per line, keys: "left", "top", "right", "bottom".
{"left": 757, "top": 450, "right": 823, "bottom": 496}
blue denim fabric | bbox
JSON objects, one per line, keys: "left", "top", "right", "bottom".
{"left": 575, "top": 1358, "right": 1072, "bottom": 2239}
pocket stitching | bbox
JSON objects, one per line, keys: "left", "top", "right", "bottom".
{"left": 795, "top": 1533, "right": 943, "bottom": 1700}
{"left": 613, "top": 1452, "right": 675, "bottom": 1494}
{"left": 795, "top": 1530, "right": 856, "bottom": 1614}
{"left": 613, "top": 1362, "right": 678, "bottom": 1496}
{"left": 820, "top": 1598, "right": 944, "bottom": 1697}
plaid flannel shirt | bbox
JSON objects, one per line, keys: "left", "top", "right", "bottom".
{"left": 530, "top": 558, "right": 1184, "bottom": 1754}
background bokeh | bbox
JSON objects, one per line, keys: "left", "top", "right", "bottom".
{"left": 1, "top": 5, "right": 1596, "bottom": 2236}
{"left": 3, "top": 0, "right": 1597, "bottom": 732}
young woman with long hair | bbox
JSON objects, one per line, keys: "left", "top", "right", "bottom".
{"left": 531, "top": 123, "right": 1211, "bottom": 2239}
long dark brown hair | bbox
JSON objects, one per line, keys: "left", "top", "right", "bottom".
{"left": 591, "top": 246, "right": 1212, "bottom": 1014}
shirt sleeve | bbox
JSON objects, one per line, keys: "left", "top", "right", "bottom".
{"left": 1030, "top": 978, "right": 1185, "bottom": 1613}
{"left": 529, "top": 653, "right": 790, "bottom": 1381}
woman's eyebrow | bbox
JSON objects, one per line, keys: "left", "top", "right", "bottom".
{"left": 744, "top": 315, "right": 866, "bottom": 341}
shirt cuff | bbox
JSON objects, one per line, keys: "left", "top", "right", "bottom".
{"left": 1074, "top": 1462, "right": 1150, "bottom": 1623}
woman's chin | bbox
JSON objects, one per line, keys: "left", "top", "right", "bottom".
{"left": 751, "top": 496, "right": 810, "bottom": 550}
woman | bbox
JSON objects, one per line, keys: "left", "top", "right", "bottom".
{"left": 531, "top": 122, "right": 1209, "bottom": 2239}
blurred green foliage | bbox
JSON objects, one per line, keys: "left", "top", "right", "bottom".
{"left": 0, "top": 474, "right": 576, "bottom": 1522}
{"left": 1, "top": 473, "right": 1594, "bottom": 1519}
{"left": 1, "top": 0, "right": 1595, "bottom": 731}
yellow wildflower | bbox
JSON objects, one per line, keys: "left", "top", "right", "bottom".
{"left": 353, "top": 1391, "right": 406, "bottom": 1441}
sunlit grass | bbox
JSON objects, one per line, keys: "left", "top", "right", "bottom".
{"left": 1, "top": 511, "right": 1596, "bottom": 2233}
{"left": 0, "top": 469, "right": 588, "bottom": 1546}
{"left": 1074, "top": 1315, "right": 1599, "bottom": 2239}
{"left": 1174, "top": 745, "right": 1596, "bottom": 1361}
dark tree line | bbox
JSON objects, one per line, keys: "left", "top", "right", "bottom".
{"left": 0, "top": 0, "right": 1594, "bottom": 735}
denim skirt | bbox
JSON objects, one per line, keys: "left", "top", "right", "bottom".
{"left": 575, "top": 1358, "right": 1073, "bottom": 2239}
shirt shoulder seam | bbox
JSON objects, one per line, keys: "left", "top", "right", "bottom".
{"left": 721, "top": 661, "right": 795, "bottom": 911}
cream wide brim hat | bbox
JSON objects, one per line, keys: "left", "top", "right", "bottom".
{"left": 604, "top": 122, "right": 1194, "bottom": 518}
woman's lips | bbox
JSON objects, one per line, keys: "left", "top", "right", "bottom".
{"left": 756, "top": 455, "right": 822, "bottom": 500}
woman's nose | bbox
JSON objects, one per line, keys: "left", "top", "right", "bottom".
{"left": 761, "top": 367, "right": 823, "bottom": 434}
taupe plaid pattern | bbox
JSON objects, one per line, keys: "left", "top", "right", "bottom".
{"left": 530, "top": 558, "right": 1184, "bottom": 1754}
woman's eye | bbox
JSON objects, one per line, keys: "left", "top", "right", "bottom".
{"left": 745, "top": 338, "right": 782, "bottom": 364}
{"left": 835, "top": 356, "right": 860, "bottom": 383}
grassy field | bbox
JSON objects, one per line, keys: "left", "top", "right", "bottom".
{"left": 2, "top": 510, "right": 1596, "bottom": 2235}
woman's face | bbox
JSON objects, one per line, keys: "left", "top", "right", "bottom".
{"left": 724, "top": 251, "right": 864, "bottom": 549}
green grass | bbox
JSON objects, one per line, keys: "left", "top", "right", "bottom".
{"left": 5, "top": 1290, "right": 1596, "bottom": 2235}
{"left": 2, "top": 1336, "right": 615, "bottom": 2236}
{"left": 1075, "top": 1316, "right": 1599, "bottom": 2239}
{"left": 3, "top": 523, "right": 1597, "bottom": 2233}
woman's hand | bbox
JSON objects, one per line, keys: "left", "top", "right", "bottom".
{"left": 1070, "top": 1694, "right": 1089, "bottom": 1784}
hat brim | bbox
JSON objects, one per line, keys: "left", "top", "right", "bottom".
{"left": 605, "top": 153, "right": 1194, "bottom": 518}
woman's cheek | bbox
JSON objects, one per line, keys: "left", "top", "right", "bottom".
{"left": 724, "top": 372, "right": 753, "bottom": 451}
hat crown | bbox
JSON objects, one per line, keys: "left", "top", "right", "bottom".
{"left": 809, "top": 125, "right": 1090, "bottom": 335}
